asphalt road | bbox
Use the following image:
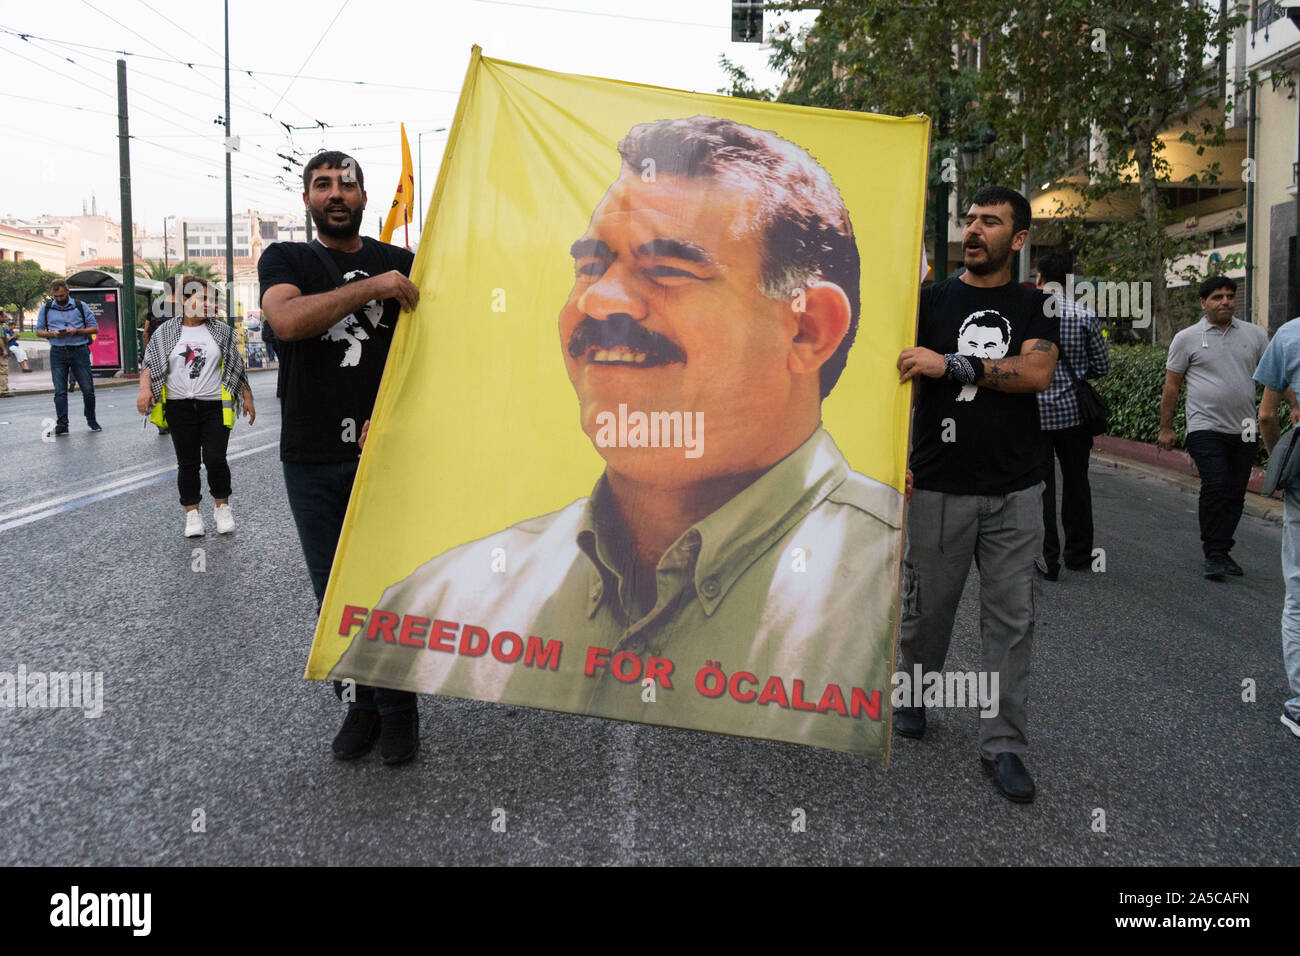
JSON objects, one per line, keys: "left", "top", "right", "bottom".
{"left": 1, "top": 373, "right": 1296, "bottom": 865}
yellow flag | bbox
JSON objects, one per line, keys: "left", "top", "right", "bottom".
{"left": 308, "top": 49, "right": 930, "bottom": 762}
{"left": 379, "top": 122, "right": 414, "bottom": 245}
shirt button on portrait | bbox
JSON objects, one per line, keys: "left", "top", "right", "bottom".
{"left": 700, "top": 576, "right": 720, "bottom": 599}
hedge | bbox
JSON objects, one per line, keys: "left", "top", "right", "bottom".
{"left": 1094, "top": 344, "right": 1290, "bottom": 465}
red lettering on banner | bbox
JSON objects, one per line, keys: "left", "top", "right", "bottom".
{"left": 643, "top": 656, "right": 674, "bottom": 689}
{"left": 523, "top": 636, "right": 562, "bottom": 671}
{"left": 398, "top": 615, "right": 430, "bottom": 648}
{"left": 459, "top": 625, "right": 489, "bottom": 656}
{"left": 611, "top": 652, "right": 642, "bottom": 683}
{"left": 817, "top": 684, "right": 848, "bottom": 716}
{"left": 757, "top": 676, "right": 789, "bottom": 708}
{"left": 850, "top": 687, "right": 881, "bottom": 720}
{"left": 366, "top": 610, "right": 399, "bottom": 643}
{"left": 339, "top": 605, "right": 367, "bottom": 636}
{"left": 585, "top": 646, "right": 610, "bottom": 676}
{"left": 728, "top": 671, "right": 758, "bottom": 703}
{"left": 429, "top": 619, "right": 457, "bottom": 653}
{"left": 790, "top": 680, "right": 817, "bottom": 712}
{"left": 491, "top": 631, "right": 523, "bottom": 663}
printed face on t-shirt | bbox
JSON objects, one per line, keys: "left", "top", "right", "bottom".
{"left": 957, "top": 310, "right": 1012, "bottom": 360}
{"left": 319, "top": 268, "right": 389, "bottom": 369}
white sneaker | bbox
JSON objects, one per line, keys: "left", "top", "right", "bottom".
{"left": 184, "top": 510, "right": 204, "bottom": 538}
{"left": 1282, "top": 711, "right": 1300, "bottom": 738}
{"left": 214, "top": 503, "right": 235, "bottom": 534}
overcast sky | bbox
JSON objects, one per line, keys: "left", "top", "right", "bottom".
{"left": 0, "top": 0, "right": 815, "bottom": 240}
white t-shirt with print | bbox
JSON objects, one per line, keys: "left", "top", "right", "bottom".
{"left": 166, "top": 324, "right": 222, "bottom": 400}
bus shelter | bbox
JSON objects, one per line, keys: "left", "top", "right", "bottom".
{"left": 65, "top": 269, "right": 165, "bottom": 375}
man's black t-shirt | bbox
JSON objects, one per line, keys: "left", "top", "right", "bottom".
{"left": 910, "top": 277, "right": 1058, "bottom": 496}
{"left": 258, "top": 238, "right": 415, "bottom": 463}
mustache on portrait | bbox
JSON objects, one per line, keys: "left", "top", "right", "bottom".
{"left": 567, "top": 314, "right": 686, "bottom": 365}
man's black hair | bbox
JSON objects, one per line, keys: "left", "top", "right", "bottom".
{"left": 1036, "top": 252, "right": 1070, "bottom": 287}
{"left": 302, "top": 150, "right": 364, "bottom": 192}
{"left": 1198, "top": 275, "right": 1237, "bottom": 300}
{"left": 617, "top": 116, "right": 859, "bottom": 400}
{"left": 967, "top": 185, "right": 1031, "bottom": 236}
{"left": 959, "top": 310, "right": 1012, "bottom": 342}
{"left": 50, "top": 279, "right": 69, "bottom": 292}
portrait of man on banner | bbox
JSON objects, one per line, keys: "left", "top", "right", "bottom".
{"left": 327, "top": 114, "right": 904, "bottom": 758}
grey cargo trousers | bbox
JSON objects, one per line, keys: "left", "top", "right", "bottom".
{"left": 899, "top": 483, "right": 1044, "bottom": 760}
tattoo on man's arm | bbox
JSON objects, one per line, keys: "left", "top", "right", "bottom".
{"left": 981, "top": 361, "right": 1019, "bottom": 384}
{"left": 1030, "top": 339, "right": 1055, "bottom": 354}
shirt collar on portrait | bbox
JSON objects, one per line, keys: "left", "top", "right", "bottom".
{"left": 574, "top": 426, "right": 856, "bottom": 619}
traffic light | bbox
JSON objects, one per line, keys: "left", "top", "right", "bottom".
{"left": 731, "top": 1, "right": 763, "bottom": 43}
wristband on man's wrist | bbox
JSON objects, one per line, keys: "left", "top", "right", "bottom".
{"left": 943, "top": 353, "right": 984, "bottom": 385}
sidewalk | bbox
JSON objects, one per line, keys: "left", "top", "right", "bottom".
{"left": 4, "top": 362, "right": 279, "bottom": 396}
{"left": 1091, "top": 434, "right": 1283, "bottom": 525}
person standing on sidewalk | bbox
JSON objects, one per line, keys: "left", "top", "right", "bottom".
{"left": 1034, "top": 253, "right": 1110, "bottom": 580}
{"left": 259, "top": 150, "right": 422, "bottom": 765}
{"left": 1253, "top": 317, "right": 1300, "bottom": 739}
{"left": 895, "top": 185, "right": 1059, "bottom": 803}
{"left": 137, "top": 276, "right": 254, "bottom": 537}
{"left": 35, "top": 280, "right": 100, "bottom": 434}
{"left": 1159, "top": 276, "right": 1267, "bottom": 580}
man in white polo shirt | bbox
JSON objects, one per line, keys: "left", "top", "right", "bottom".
{"left": 1159, "top": 276, "right": 1267, "bottom": 580}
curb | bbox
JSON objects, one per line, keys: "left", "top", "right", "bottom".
{"left": 1090, "top": 448, "right": 1284, "bottom": 525}
{"left": 3, "top": 365, "right": 278, "bottom": 397}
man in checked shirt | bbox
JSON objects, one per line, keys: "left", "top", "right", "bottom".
{"left": 1034, "top": 253, "right": 1110, "bottom": 581}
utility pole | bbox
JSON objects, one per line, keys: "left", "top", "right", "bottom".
{"left": 117, "top": 58, "right": 138, "bottom": 375}
{"left": 163, "top": 217, "right": 170, "bottom": 268}
{"left": 224, "top": 0, "right": 235, "bottom": 328}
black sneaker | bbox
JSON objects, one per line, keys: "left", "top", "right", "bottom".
{"left": 380, "top": 708, "right": 420, "bottom": 765}
{"left": 331, "top": 709, "right": 380, "bottom": 760}
{"left": 1203, "top": 556, "right": 1230, "bottom": 580}
{"left": 893, "top": 705, "right": 926, "bottom": 739}
{"left": 1220, "top": 555, "right": 1243, "bottom": 577}
{"left": 54, "top": 425, "right": 69, "bottom": 436}
{"left": 88, "top": 421, "right": 102, "bottom": 432}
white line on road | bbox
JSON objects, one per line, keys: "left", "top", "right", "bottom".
{"left": 0, "top": 440, "right": 280, "bottom": 532}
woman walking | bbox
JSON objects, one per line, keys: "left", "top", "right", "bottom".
{"left": 136, "top": 277, "right": 255, "bottom": 537}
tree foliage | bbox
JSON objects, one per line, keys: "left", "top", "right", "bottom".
{"left": 0, "top": 259, "right": 60, "bottom": 327}
{"left": 746, "top": 1, "right": 1244, "bottom": 343}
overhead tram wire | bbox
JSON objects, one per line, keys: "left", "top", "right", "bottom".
{"left": 0, "top": 29, "right": 461, "bottom": 93}
{"left": 469, "top": 0, "right": 717, "bottom": 28}
{"left": 1, "top": 33, "right": 296, "bottom": 184}
{"left": 133, "top": 0, "right": 318, "bottom": 127}
{"left": 268, "top": 0, "right": 351, "bottom": 116}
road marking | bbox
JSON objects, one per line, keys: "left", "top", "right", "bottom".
{"left": 0, "top": 440, "right": 279, "bottom": 532}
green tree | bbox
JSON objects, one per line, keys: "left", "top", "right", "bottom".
{"left": 756, "top": 1, "right": 1242, "bottom": 343}
{"left": 136, "top": 259, "right": 219, "bottom": 282}
{"left": 0, "top": 259, "right": 60, "bottom": 328}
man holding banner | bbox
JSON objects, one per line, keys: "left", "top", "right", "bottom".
{"left": 259, "top": 150, "right": 422, "bottom": 765}
{"left": 329, "top": 115, "right": 904, "bottom": 758}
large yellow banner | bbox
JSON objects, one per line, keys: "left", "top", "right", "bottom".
{"left": 305, "top": 48, "right": 929, "bottom": 761}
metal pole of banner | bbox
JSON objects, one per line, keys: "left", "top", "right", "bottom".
{"left": 117, "top": 58, "right": 138, "bottom": 376}
{"left": 224, "top": 0, "right": 235, "bottom": 329}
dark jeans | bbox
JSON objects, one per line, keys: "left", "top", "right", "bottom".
{"left": 166, "top": 399, "right": 231, "bottom": 506}
{"left": 282, "top": 459, "right": 417, "bottom": 716}
{"left": 1186, "top": 429, "right": 1258, "bottom": 559}
{"left": 1041, "top": 425, "right": 1096, "bottom": 571}
{"left": 49, "top": 344, "right": 95, "bottom": 428}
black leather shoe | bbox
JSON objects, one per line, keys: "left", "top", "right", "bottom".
{"left": 1203, "top": 556, "right": 1230, "bottom": 580}
{"left": 1220, "top": 555, "right": 1243, "bottom": 576}
{"left": 332, "top": 709, "right": 380, "bottom": 760}
{"left": 893, "top": 705, "right": 925, "bottom": 739}
{"left": 380, "top": 708, "right": 420, "bottom": 765}
{"left": 1035, "top": 556, "right": 1060, "bottom": 581}
{"left": 981, "top": 752, "right": 1036, "bottom": 803}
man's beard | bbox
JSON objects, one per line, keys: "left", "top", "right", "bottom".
{"left": 310, "top": 202, "right": 363, "bottom": 239}
{"left": 963, "top": 236, "right": 1013, "bottom": 276}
